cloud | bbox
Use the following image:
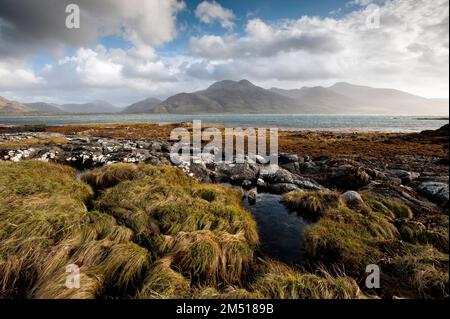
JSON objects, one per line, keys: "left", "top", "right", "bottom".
{"left": 188, "top": 0, "right": 449, "bottom": 98}
{"left": 0, "top": 0, "right": 185, "bottom": 58}
{"left": 195, "top": 1, "right": 235, "bottom": 29}
{"left": 0, "top": 0, "right": 448, "bottom": 104}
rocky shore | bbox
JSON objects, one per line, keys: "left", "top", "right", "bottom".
{"left": 1, "top": 125, "right": 448, "bottom": 208}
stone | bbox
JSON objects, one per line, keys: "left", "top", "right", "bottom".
{"left": 242, "top": 180, "right": 253, "bottom": 189}
{"left": 268, "top": 183, "right": 300, "bottom": 194}
{"left": 342, "top": 191, "right": 364, "bottom": 206}
{"left": 417, "top": 182, "right": 449, "bottom": 206}
{"left": 248, "top": 190, "right": 257, "bottom": 205}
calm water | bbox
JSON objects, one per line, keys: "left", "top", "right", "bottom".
{"left": 0, "top": 114, "right": 448, "bottom": 132}
{"left": 243, "top": 193, "right": 310, "bottom": 265}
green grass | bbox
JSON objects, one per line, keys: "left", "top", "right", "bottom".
{"left": 1, "top": 161, "right": 447, "bottom": 299}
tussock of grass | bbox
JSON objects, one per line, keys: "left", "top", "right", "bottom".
{"left": 252, "top": 261, "right": 361, "bottom": 299}
{"left": 362, "top": 192, "right": 413, "bottom": 219}
{"left": 287, "top": 190, "right": 400, "bottom": 275}
{"left": 93, "top": 164, "right": 258, "bottom": 286}
{"left": 137, "top": 257, "right": 190, "bottom": 299}
{"left": 380, "top": 242, "right": 449, "bottom": 298}
{"left": 282, "top": 191, "right": 341, "bottom": 219}
{"left": 81, "top": 163, "right": 140, "bottom": 191}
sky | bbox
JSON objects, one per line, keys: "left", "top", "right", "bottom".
{"left": 0, "top": 0, "right": 448, "bottom": 106}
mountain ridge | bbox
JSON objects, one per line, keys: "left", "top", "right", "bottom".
{"left": 1, "top": 80, "right": 449, "bottom": 115}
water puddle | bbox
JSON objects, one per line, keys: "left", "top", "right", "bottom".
{"left": 242, "top": 192, "right": 311, "bottom": 266}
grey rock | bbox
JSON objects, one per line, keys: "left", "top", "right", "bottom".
{"left": 279, "top": 153, "right": 299, "bottom": 164}
{"left": 342, "top": 191, "right": 364, "bottom": 206}
{"left": 248, "top": 190, "right": 257, "bottom": 205}
{"left": 268, "top": 183, "right": 300, "bottom": 194}
{"left": 417, "top": 182, "right": 449, "bottom": 206}
{"left": 387, "top": 169, "right": 419, "bottom": 185}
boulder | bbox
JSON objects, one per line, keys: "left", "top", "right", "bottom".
{"left": 417, "top": 182, "right": 449, "bottom": 206}
{"left": 342, "top": 191, "right": 364, "bottom": 207}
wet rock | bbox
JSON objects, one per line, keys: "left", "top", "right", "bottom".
{"left": 260, "top": 166, "right": 323, "bottom": 191}
{"left": 387, "top": 169, "right": 419, "bottom": 185}
{"left": 189, "top": 163, "right": 212, "bottom": 183}
{"left": 279, "top": 153, "right": 299, "bottom": 164}
{"left": 256, "top": 178, "right": 267, "bottom": 191}
{"left": 248, "top": 190, "right": 257, "bottom": 205}
{"left": 268, "top": 183, "right": 300, "bottom": 194}
{"left": 280, "top": 161, "right": 301, "bottom": 175}
{"left": 301, "top": 162, "right": 321, "bottom": 174}
{"left": 242, "top": 180, "right": 253, "bottom": 189}
{"left": 326, "top": 164, "right": 371, "bottom": 190}
{"left": 342, "top": 191, "right": 364, "bottom": 207}
{"left": 215, "top": 162, "right": 260, "bottom": 184}
{"left": 417, "top": 182, "right": 449, "bottom": 206}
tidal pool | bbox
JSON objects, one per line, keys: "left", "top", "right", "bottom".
{"left": 242, "top": 192, "right": 311, "bottom": 266}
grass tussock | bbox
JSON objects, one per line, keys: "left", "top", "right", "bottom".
{"left": 282, "top": 191, "right": 341, "bottom": 219}
{"left": 283, "top": 190, "right": 399, "bottom": 276}
{"left": 137, "top": 257, "right": 190, "bottom": 299}
{"left": 0, "top": 161, "right": 260, "bottom": 298}
{"left": 379, "top": 241, "right": 449, "bottom": 298}
{"left": 81, "top": 163, "right": 140, "bottom": 191}
{"left": 252, "top": 261, "right": 362, "bottom": 299}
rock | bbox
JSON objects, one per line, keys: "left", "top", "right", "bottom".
{"left": 301, "top": 162, "right": 321, "bottom": 174}
{"left": 326, "top": 164, "right": 371, "bottom": 190}
{"left": 215, "top": 162, "right": 259, "bottom": 184}
{"left": 256, "top": 178, "right": 267, "bottom": 191}
{"left": 279, "top": 153, "right": 299, "bottom": 164}
{"left": 189, "top": 163, "right": 212, "bottom": 183}
{"left": 268, "top": 183, "right": 300, "bottom": 194}
{"left": 342, "top": 191, "right": 364, "bottom": 206}
{"left": 417, "top": 182, "right": 449, "bottom": 206}
{"left": 260, "top": 166, "right": 323, "bottom": 191}
{"left": 387, "top": 169, "right": 419, "bottom": 185}
{"left": 248, "top": 190, "right": 257, "bottom": 205}
{"left": 242, "top": 180, "right": 253, "bottom": 189}
{"left": 280, "top": 162, "right": 301, "bottom": 175}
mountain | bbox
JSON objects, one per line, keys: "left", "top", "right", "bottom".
{"left": 25, "top": 102, "right": 65, "bottom": 113}
{"left": 121, "top": 97, "right": 162, "bottom": 114}
{"left": 152, "top": 80, "right": 305, "bottom": 114}
{"left": 61, "top": 100, "right": 122, "bottom": 114}
{"left": 272, "top": 82, "right": 449, "bottom": 115}
{"left": 270, "top": 86, "right": 362, "bottom": 113}
{"left": 326, "top": 82, "right": 448, "bottom": 115}
{"left": 0, "top": 96, "right": 31, "bottom": 114}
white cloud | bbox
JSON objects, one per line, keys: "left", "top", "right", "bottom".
{"left": 195, "top": 1, "right": 235, "bottom": 29}
{"left": 189, "top": 0, "right": 449, "bottom": 98}
{"left": 0, "top": 0, "right": 448, "bottom": 104}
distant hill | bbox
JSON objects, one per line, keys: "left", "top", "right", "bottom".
{"left": 152, "top": 80, "right": 305, "bottom": 114}
{"left": 25, "top": 102, "right": 65, "bottom": 113}
{"left": 273, "top": 82, "right": 449, "bottom": 115}
{"left": 121, "top": 97, "right": 162, "bottom": 114}
{"left": 61, "top": 100, "right": 122, "bottom": 114}
{"left": 2, "top": 81, "right": 448, "bottom": 115}
{"left": 0, "top": 96, "right": 31, "bottom": 114}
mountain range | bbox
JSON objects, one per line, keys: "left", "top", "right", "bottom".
{"left": 1, "top": 80, "right": 448, "bottom": 115}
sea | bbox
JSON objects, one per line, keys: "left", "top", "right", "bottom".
{"left": 0, "top": 114, "right": 448, "bottom": 132}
